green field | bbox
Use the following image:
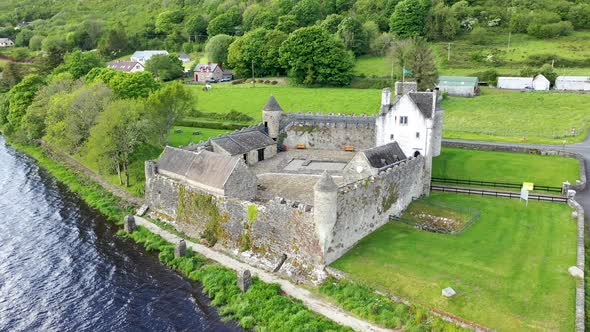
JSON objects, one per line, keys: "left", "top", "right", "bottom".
{"left": 332, "top": 193, "right": 576, "bottom": 331}
{"left": 356, "top": 31, "right": 590, "bottom": 77}
{"left": 168, "top": 126, "right": 229, "bottom": 147}
{"left": 189, "top": 84, "right": 380, "bottom": 122}
{"left": 433, "top": 147, "right": 580, "bottom": 186}
{"left": 442, "top": 87, "right": 590, "bottom": 143}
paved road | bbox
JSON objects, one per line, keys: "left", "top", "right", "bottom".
{"left": 444, "top": 136, "right": 590, "bottom": 226}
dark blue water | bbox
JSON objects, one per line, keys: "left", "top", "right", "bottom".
{"left": 0, "top": 136, "right": 241, "bottom": 332}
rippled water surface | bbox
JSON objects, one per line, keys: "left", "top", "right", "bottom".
{"left": 0, "top": 136, "right": 240, "bottom": 332}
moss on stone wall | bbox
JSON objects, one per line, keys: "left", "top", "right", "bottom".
{"left": 381, "top": 187, "right": 399, "bottom": 212}
{"left": 177, "top": 186, "right": 227, "bottom": 246}
{"left": 247, "top": 204, "right": 258, "bottom": 222}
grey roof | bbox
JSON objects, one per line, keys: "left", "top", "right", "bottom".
{"left": 363, "top": 142, "right": 406, "bottom": 169}
{"left": 556, "top": 76, "right": 590, "bottom": 82}
{"left": 211, "top": 130, "right": 275, "bottom": 156}
{"left": 157, "top": 147, "right": 238, "bottom": 190}
{"left": 0, "top": 38, "right": 13, "bottom": 43}
{"left": 263, "top": 96, "right": 283, "bottom": 112}
{"left": 438, "top": 76, "right": 479, "bottom": 86}
{"left": 195, "top": 63, "right": 221, "bottom": 72}
{"left": 131, "top": 50, "right": 169, "bottom": 61}
{"left": 108, "top": 61, "right": 143, "bottom": 72}
{"left": 178, "top": 53, "right": 190, "bottom": 59}
{"left": 408, "top": 93, "right": 434, "bottom": 118}
{"left": 314, "top": 171, "right": 338, "bottom": 192}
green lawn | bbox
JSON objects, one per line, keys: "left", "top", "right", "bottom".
{"left": 433, "top": 147, "right": 580, "bottom": 187}
{"left": 442, "top": 87, "right": 590, "bottom": 143}
{"left": 189, "top": 84, "right": 380, "bottom": 122}
{"left": 168, "top": 126, "right": 229, "bottom": 147}
{"left": 332, "top": 193, "right": 576, "bottom": 331}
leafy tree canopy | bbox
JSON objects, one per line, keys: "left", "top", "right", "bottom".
{"left": 144, "top": 54, "right": 184, "bottom": 82}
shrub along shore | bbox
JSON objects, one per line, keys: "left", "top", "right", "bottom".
{"left": 9, "top": 139, "right": 465, "bottom": 331}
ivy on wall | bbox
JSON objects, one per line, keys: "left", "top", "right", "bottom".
{"left": 177, "top": 186, "right": 227, "bottom": 246}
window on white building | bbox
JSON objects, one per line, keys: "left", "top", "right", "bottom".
{"left": 416, "top": 132, "right": 420, "bottom": 138}
{"left": 400, "top": 116, "right": 408, "bottom": 125}
{"left": 390, "top": 134, "right": 394, "bottom": 140}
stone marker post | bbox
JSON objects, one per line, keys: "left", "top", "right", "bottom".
{"left": 237, "top": 269, "right": 251, "bottom": 293}
{"left": 562, "top": 181, "right": 571, "bottom": 195}
{"left": 124, "top": 215, "right": 136, "bottom": 233}
{"left": 175, "top": 239, "right": 187, "bottom": 258}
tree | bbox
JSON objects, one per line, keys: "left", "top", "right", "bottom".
{"left": 54, "top": 50, "right": 105, "bottom": 79}
{"left": 320, "top": 14, "right": 344, "bottom": 34}
{"left": 243, "top": 5, "right": 278, "bottom": 32}
{"left": 568, "top": 4, "right": 590, "bottom": 29}
{"left": 98, "top": 28, "right": 128, "bottom": 57}
{"left": 144, "top": 54, "right": 184, "bottom": 81}
{"left": 228, "top": 29, "right": 287, "bottom": 77}
{"left": 279, "top": 26, "right": 354, "bottom": 86}
{"left": 156, "top": 10, "right": 184, "bottom": 34}
{"left": 29, "top": 35, "right": 44, "bottom": 51}
{"left": 44, "top": 83, "right": 113, "bottom": 152}
{"left": 208, "top": 12, "right": 239, "bottom": 36}
{"left": 337, "top": 17, "right": 369, "bottom": 56}
{"left": 108, "top": 71, "right": 159, "bottom": 99}
{"left": 0, "top": 62, "right": 24, "bottom": 89}
{"left": 424, "top": 0, "right": 459, "bottom": 41}
{"left": 275, "top": 15, "right": 299, "bottom": 33}
{"left": 389, "top": 37, "right": 437, "bottom": 90}
{"left": 146, "top": 81, "right": 193, "bottom": 146}
{"left": 205, "top": 34, "right": 234, "bottom": 66}
{"left": 186, "top": 14, "right": 208, "bottom": 38}
{"left": 389, "top": 0, "right": 429, "bottom": 37}
{"left": 15, "top": 29, "right": 34, "bottom": 47}
{"left": 6, "top": 74, "right": 45, "bottom": 130}
{"left": 86, "top": 99, "right": 149, "bottom": 187}
{"left": 291, "top": 0, "right": 323, "bottom": 26}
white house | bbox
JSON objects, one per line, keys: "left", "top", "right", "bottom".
{"left": 375, "top": 82, "right": 441, "bottom": 158}
{"left": 497, "top": 77, "right": 533, "bottom": 90}
{"left": 108, "top": 61, "right": 145, "bottom": 73}
{"left": 532, "top": 74, "right": 550, "bottom": 91}
{"left": 0, "top": 38, "right": 15, "bottom": 48}
{"left": 130, "top": 50, "right": 169, "bottom": 64}
{"left": 555, "top": 76, "right": 590, "bottom": 91}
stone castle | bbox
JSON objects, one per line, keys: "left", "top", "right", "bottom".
{"left": 144, "top": 82, "right": 443, "bottom": 282}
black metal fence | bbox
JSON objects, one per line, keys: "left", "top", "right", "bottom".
{"left": 431, "top": 177, "right": 562, "bottom": 193}
{"left": 431, "top": 185, "right": 568, "bottom": 203}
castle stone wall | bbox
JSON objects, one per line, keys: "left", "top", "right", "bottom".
{"left": 325, "top": 156, "right": 428, "bottom": 264}
{"left": 283, "top": 123, "right": 375, "bottom": 151}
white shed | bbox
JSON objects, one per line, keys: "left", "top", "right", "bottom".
{"left": 555, "top": 76, "right": 590, "bottom": 91}
{"left": 532, "top": 74, "right": 550, "bottom": 91}
{"left": 497, "top": 77, "right": 533, "bottom": 90}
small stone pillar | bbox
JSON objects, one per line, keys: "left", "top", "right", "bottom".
{"left": 175, "top": 239, "right": 187, "bottom": 258}
{"left": 567, "top": 189, "right": 576, "bottom": 200}
{"left": 237, "top": 269, "right": 251, "bottom": 293}
{"left": 124, "top": 215, "right": 136, "bottom": 233}
{"left": 562, "top": 181, "right": 571, "bottom": 194}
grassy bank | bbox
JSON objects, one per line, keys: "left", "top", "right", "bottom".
{"left": 189, "top": 84, "right": 380, "bottom": 121}
{"left": 442, "top": 88, "right": 590, "bottom": 144}
{"left": 168, "top": 126, "right": 229, "bottom": 148}
{"left": 433, "top": 147, "right": 580, "bottom": 187}
{"left": 332, "top": 193, "right": 577, "bottom": 331}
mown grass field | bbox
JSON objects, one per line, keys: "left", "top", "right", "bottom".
{"left": 356, "top": 31, "right": 590, "bottom": 77}
{"left": 168, "top": 126, "right": 228, "bottom": 147}
{"left": 332, "top": 193, "right": 576, "bottom": 331}
{"left": 433, "top": 147, "right": 580, "bottom": 186}
{"left": 442, "top": 87, "right": 590, "bottom": 143}
{"left": 189, "top": 84, "right": 381, "bottom": 122}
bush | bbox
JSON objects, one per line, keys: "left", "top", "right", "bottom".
{"left": 526, "top": 54, "right": 590, "bottom": 68}
{"left": 271, "top": 80, "right": 278, "bottom": 85}
{"left": 527, "top": 21, "right": 573, "bottom": 38}
{"left": 350, "top": 76, "right": 391, "bottom": 89}
{"left": 469, "top": 27, "right": 490, "bottom": 45}
{"left": 231, "top": 79, "right": 245, "bottom": 85}
{"left": 471, "top": 69, "right": 498, "bottom": 85}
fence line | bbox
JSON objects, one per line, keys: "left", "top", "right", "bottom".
{"left": 431, "top": 177, "right": 562, "bottom": 193}
{"left": 444, "top": 126, "right": 586, "bottom": 139}
{"left": 431, "top": 185, "right": 568, "bottom": 203}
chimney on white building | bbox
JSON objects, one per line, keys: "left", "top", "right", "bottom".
{"left": 394, "top": 81, "right": 418, "bottom": 96}
{"left": 381, "top": 88, "right": 391, "bottom": 107}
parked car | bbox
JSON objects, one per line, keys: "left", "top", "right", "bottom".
{"left": 205, "top": 78, "right": 218, "bottom": 83}
{"left": 219, "top": 77, "right": 232, "bottom": 82}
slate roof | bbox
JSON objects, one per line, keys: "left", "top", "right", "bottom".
{"left": 408, "top": 93, "right": 434, "bottom": 118}
{"left": 362, "top": 142, "right": 406, "bottom": 169}
{"left": 0, "top": 38, "right": 13, "bottom": 44}
{"left": 195, "top": 63, "right": 221, "bottom": 72}
{"left": 263, "top": 96, "right": 283, "bottom": 112}
{"left": 130, "top": 50, "right": 169, "bottom": 61}
{"left": 211, "top": 130, "right": 275, "bottom": 156}
{"left": 108, "top": 61, "right": 143, "bottom": 72}
{"left": 556, "top": 76, "right": 590, "bottom": 82}
{"left": 157, "top": 147, "right": 238, "bottom": 190}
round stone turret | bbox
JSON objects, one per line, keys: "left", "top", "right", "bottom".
{"left": 262, "top": 95, "right": 283, "bottom": 140}
{"left": 314, "top": 171, "right": 338, "bottom": 264}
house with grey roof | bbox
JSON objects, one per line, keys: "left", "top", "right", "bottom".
{"left": 343, "top": 142, "right": 407, "bottom": 182}
{"left": 210, "top": 129, "right": 277, "bottom": 165}
{"left": 194, "top": 62, "right": 232, "bottom": 82}
{"left": 130, "top": 50, "right": 169, "bottom": 64}
{"left": 437, "top": 76, "right": 479, "bottom": 97}
{"left": 0, "top": 38, "right": 14, "bottom": 48}
{"left": 107, "top": 61, "right": 145, "bottom": 73}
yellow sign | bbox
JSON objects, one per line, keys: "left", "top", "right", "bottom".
{"left": 522, "top": 182, "right": 534, "bottom": 191}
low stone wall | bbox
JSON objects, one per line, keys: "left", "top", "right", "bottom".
{"left": 145, "top": 165, "right": 324, "bottom": 281}
{"left": 568, "top": 198, "right": 585, "bottom": 332}
{"left": 325, "top": 156, "right": 428, "bottom": 264}
{"left": 442, "top": 141, "right": 587, "bottom": 191}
